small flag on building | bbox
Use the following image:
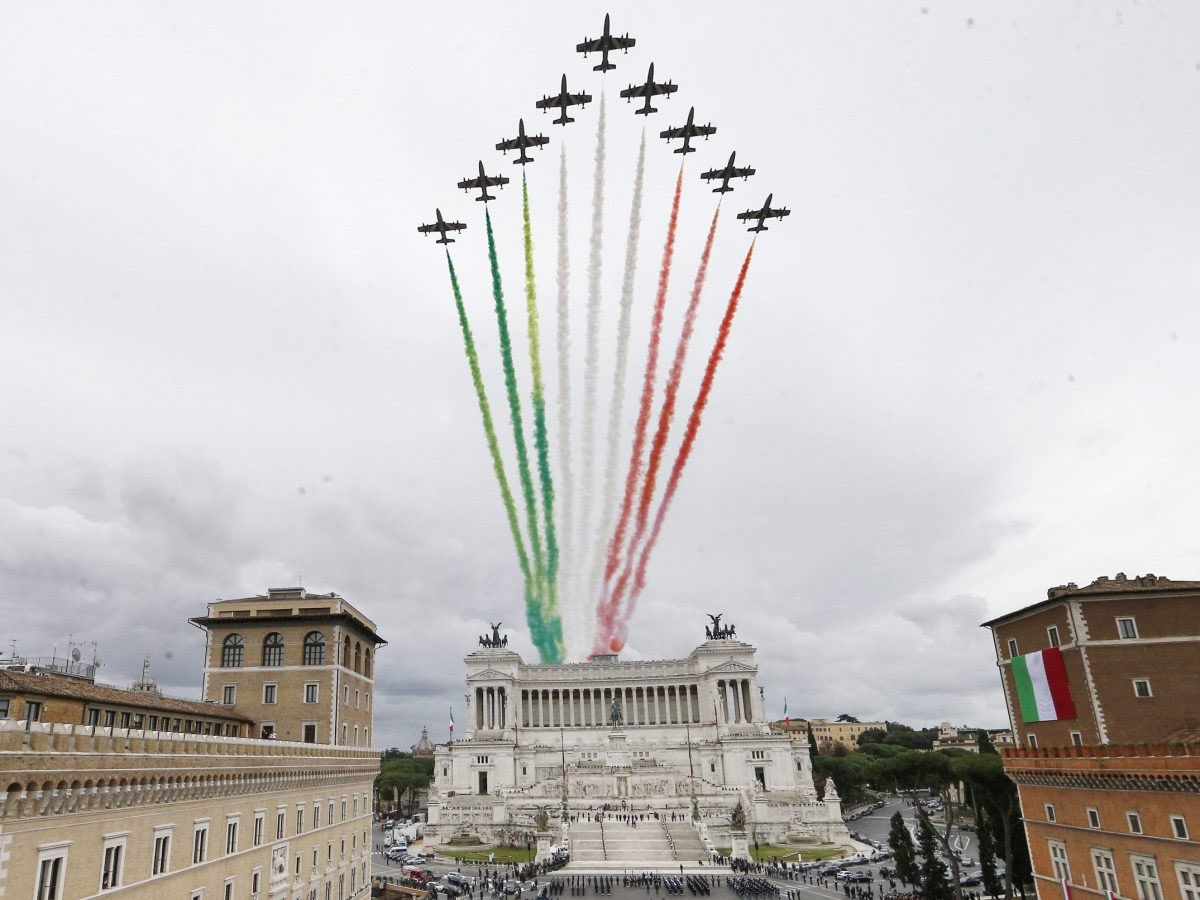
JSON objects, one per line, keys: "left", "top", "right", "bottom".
{"left": 449, "top": 707, "right": 455, "bottom": 738}
{"left": 783, "top": 699, "right": 789, "bottom": 724}
{"left": 1012, "top": 647, "right": 1077, "bottom": 723}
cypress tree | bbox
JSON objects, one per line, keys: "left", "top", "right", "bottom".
{"left": 888, "top": 811, "right": 920, "bottom": 887}
{"left": 917, "top": 810, "right": 953, "bottom": 900}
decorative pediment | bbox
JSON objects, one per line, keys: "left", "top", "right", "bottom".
{"left": 466, "top": 668, "right": 514, "bottom": 682}
{"left": 706, "top": 660, "right": 756, "bottom": 675}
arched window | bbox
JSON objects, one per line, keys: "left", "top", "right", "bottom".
{"left": 354, "top": 642, "right": 362, "bottom": 674}
{"left": 221, "top": 634, "right": 244, "bottom": 667}
{"left": 343, "top": 636, "right": 351, "bottom": 668}
{"left": 303, "top": 631, "right": 326, "bottom": 666}
{"left": 262, "top": 633, "right": 284, "bottom": 667}
{"left": 363, "top": 649, "right": 371, "bottom": 678}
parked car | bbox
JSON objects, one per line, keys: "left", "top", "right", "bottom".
{"left": 446, "top": 874, "right": 472, "bottom": 889}
{"left": 844, "top": 872, "right": 872, "bottom": 883}
{"left": 961, "top": 874, "right": 984, "bottom": 887}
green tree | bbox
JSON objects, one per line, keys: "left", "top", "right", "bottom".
{"left": 916, "top": 809, "right": 953, "bottom": 900}
{"left": 950, "top": 751, "right": 1032, "bottom": 900}
{"left": 807, "top": 722, "right": 818, "bottom": 761}
{"left": 888, "top": 811, "right": 920, "bottom": 887}
{"left": 836, "top": 714, "right": 860, "bottom": 723}
{"left": 857, "top": 728, "right": 888, "bottom": 747}
{"left": 977, "top": 807, "right": 1003, "bottom": 899}
{"left": 976, "top": 729, "right": 998, "bottom": 755}
{"left": 376, "top": 754, "right": 434, "bottom": 814}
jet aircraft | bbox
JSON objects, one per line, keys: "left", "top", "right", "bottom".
{"left": 619, "top": 62, "right": 677, "bottom": 115}
{"left": 659, "top": 107, "right": 717, "bottom": 154}
{"left": 576, "top": 13, "right": 635, "bottom": 72}
{"left": 417, "top": 209, "right": 467, "bottom": 244}
{"left": 700, "top": 151, "right": 756, "bottom": 193}
{"left": 457, "top": 160, "right": 510, "bottom": 203}
{"left": 536, "top": 74, "right": 592, "bottom": 126}
{"left": 736, "top": 194, "right": 790, "bottom": 232}
{"left": 495, "top": 118, "right": 550, "bottom": 165}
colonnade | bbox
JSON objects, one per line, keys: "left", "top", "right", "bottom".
{"left": 715, "top": 678, "right": 757, "bottom": 724}
{"left": 518, "top": 684, "right": 702, "bottom": 727}
{"left": 474, "top": 686, "right": 508, "bottom": 730}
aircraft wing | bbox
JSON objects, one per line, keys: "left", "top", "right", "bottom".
{"left": 417, "top": 224, "right": 440, "bottom": 233}
{"left": 619, "top": 84, "right": 647, "bottom": 100}
{"left": 659, "top": 124, "right": 688, "bottom": 140}
{"left": 576, "top": 37, "right": 605, "bottom": 53}
{"left": 766, "top": 208, "right": 791, "bottom": 219}
{"left": 534, "top": 96, "right": 558, "bottom": 111}
{"left": 609, "top": 36, "right": 635, "bottom": 51}
{"left": 693, "top": 124, "right": 717, "bottom": 138}
{"left": 735, "top": 210, "right": 762, "bottom": 222}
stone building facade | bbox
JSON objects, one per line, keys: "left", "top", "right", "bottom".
{"left": 1, "top": 587, "right": 383, "bottom": 900}
{"left": 428, "top": 635, "right": 847, "bottom": 848}
{"left": 984, "top": 574, "right": 1200, "bottom": 900}
{"left": 191, "top": 588, "right": 385, "bottom": 747}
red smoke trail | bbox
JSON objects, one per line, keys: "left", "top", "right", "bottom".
{"left": 614, "top": 240, "right": 757, "bottom": 645}
{"left": 607, "top": 203, "right": 721, "bottom": 623}
{"left": 594, "top": 164, "right": 685, "bottom": 654}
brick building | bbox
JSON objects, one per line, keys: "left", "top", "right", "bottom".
{"left": 984, "top": 573, "right": 1200, "bottom": 900}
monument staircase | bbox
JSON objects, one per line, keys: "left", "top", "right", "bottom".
{"left": 566, "top": 817, "right": 709, "bottom": 871}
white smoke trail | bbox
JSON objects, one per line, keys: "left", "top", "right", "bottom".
{"left": 575, "top": 91, "right": 607, "bottom": 656}
{"left": 554, "top": 145, "right": 577, "bottom": 661}
{"left": 588, "top": 130, "right": 647, "bottom": 645}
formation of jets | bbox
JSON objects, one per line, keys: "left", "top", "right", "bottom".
{"left": 420, "top": 13, "right": 790, "bottom": 241}
{"left": 536, "top": 74, "right": 592, "bottom": 126}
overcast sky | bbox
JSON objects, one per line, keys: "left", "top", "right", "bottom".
{"left": 2, "top": 2, "right": 1198, "bottom": 751}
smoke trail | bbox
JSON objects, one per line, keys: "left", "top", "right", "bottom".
{"left": 589, "top": 130, "right": 647, "bottom": 646}
{"left": 554, "top": 145, "right": 575, "bottom": 656}
{"left": 608, "top": 203, "right": 721, "bottom": 618}
{"left": 594, "top": 163, "right": 685, "bottom": 654}
{"left": 521, "top": 172, "right": 565, "bottom": 663}
{"left": 484, "top": 209, "right": 553, "bottom": 660}
{"left": 615, "top": 241, "right": 757, "bottom": 643}
{"left": 444, "top": 250, "right": 540, "bottom": 638}
{"left": 577, "top": 92, "right": 607, "bottom": 627}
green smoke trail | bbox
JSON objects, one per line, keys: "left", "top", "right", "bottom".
{"left": 444, "top": 250, "right": 539, "bottom": 635}
{"left": 484, "top": 210, "right": 559, "bottom": 662}
{"left": 521, "top": 172, "right": 564, "bottom": 663}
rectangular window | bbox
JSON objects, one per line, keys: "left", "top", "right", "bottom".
{"left": 1172, "top": 815, "right": 1189, "bottom": 840}
{"left": 303, "top": 723, "right": 317, "bottom": 743}
{"left": 343, "top": 685, "right": 349, "bottom": 704}
{"left": 36, "top": 849, "right": 68, "bottom": 900}
{"left": 222, "top": 685, "right": 236, "bottom": 704}
{"left": 260, "top": 723, "right": 275, "bottom": 740}
{"left": 1134, "top": 679, "right": 1153, "bottom": 698}
{"left": 1087, "top": 808, "right": 1101, "bottom": 828}
{"left": 1007, "top": 638, "right": 1018, "bottom": 658}
{"left": 253, "top": 813, "right": 264, "bottom": 847}
{"left": 1047, "top": 625, "right": 1061, "bottom": 647}
{"left": 252, "top": 870, "right": 261, "bottom": 894}
{"left": 101, "top": 839, "right": 125, "bottom": 890}
{"left": 1177, "top": 862, "right": 1200, "bottom": 900}
{"left": 119, "top": 712, "right": 130, "bottom": 728}
{"left": 153, "top": 832, "right": 171, "bottom": 876}
{"left": 355, "top": 689, "right": 360, "bottom": 708}
{"left": 1117, "top": 617, "right": 1139, "bottom": 639}
{"left": 304, "top": 683, "right": 319, "bottom": 704}
{"left": 341, "top": 799, "right": 347, "bottom": 822}
{"left": 263, "top": 683, "right": 277, "bottom": 704}
{"left": 225, "top": 819, "right": 238, "bottom": 855}
{"left": 1132, "top": 854, "right": 1164, "bottom": 900}
{"left": 296, "top": 807, "right": 304, "bottom": 834}
{"left": 1128, "top": 812, "right": 1143, "bottom": 834}
{"left": 276, "top": 810, "right": 286, "bottom": 840}
{"left": 193, "top": 824, "right": 208, "bottom": 864}
{"left": 85, "top": 708, "right": 100, "bottom": 726}
{"left": 1071, "top": 731, "right": 1083, "bottom": 747}
{"left": 26, "top": 700, "right": 44, "bottom": 722}
{"left": 1027, "top": 733, "right": 1038, "bottom": 748}
{"left": 103, "top": 710, "right": 116, "bottom": 727}
{"left": 149, "top": 715, "right": 158, "bottom": 730}
{"left": 224, "top": 879, "right": 234, "bottom": 900}
{"left": 1092, "top": 849, "right": 1119, "bottom": 895}
{"left": 328, "top": 801, "right": 334, "bottom": 824}
{"left": 1048, "top": 840, "right": 1070, "bottom": 882}
{"left": 313, "top": 802, "right": 320, "bottom": 829}
{"left": 1045, "top": 804, "right": 1056, "bottom": 822}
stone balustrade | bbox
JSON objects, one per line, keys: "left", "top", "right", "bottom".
{"left": 0, "top": 718, "right": 378, "bottom": 821}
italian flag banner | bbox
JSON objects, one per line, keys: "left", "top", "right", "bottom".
{"left": 1012, "top": 647, "right": 1077, "bottom": 723}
